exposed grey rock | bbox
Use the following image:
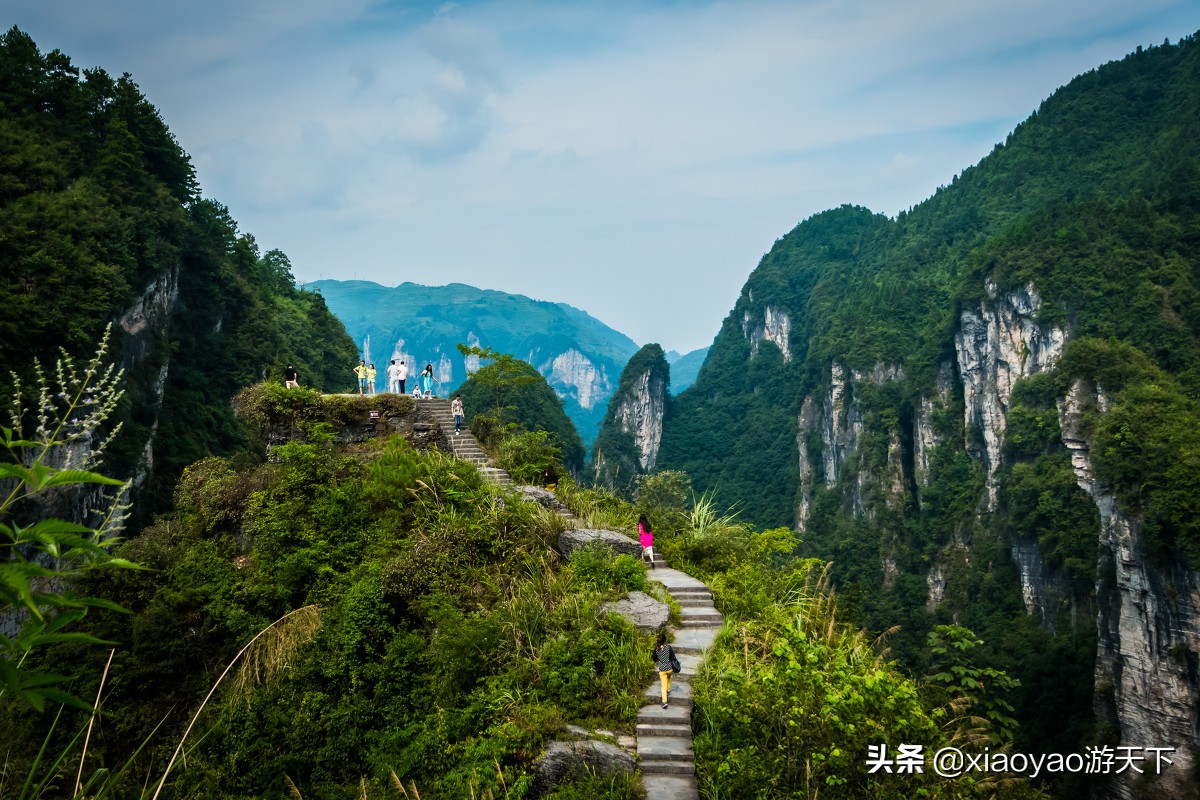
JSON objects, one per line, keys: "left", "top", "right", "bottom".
{"left": 610, "top": 368, "right": 667, "bottom": 470}
{"left": 1059, "top": 379, "right": 1199, "bottom": 799}
{"left": 556, "top": 528, "right": 641, "bottom": 559}
{"left": 513, "top": 485, "right": 572, "bottom": 516}
{"left": 913, "top": 361, "right": 955, "bottom": 494}
{"left": 603, "top": 591, "right": 669, "bottom": 632}
{"left": 954, "top": 280, "right": 1067, "bottom": 510}
{"left": 537, "top": 348, "right": 611, "bottom": 412}
{"left": 563, "top": 724, "right": 589, "bottom": 739}
{"left": 530, "top": 739, "right": 636, "bottom": 798}
{"left": 743, "top": 304, "right": 792, "bottom": 362}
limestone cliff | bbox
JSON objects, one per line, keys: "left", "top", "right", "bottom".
{"left": 954, "top": 280, "right": 1067, "bottom": 510}
{"left": 1058, "top": 380, "right": 1199, "bottom": 800}
{"left": 591, "top": 344, "right": 670, "bottom": 495}
{"left": 792, "top": 281, "right": 1198, "bottom": 798}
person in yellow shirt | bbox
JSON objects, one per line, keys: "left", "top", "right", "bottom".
{"left": 354, "top": 360, "right": 368, "bottom": 395}
{"left": 367, "top": 363, "right": 377, "bottom": 396}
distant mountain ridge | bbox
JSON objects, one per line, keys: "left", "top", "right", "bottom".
{"left": 308, "top": 280, "right": 641, "bottom": 443}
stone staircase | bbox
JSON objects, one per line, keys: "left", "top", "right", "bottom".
{"left": 418, "top": 396, "right": 714, "bottom": 796}
{"left": 636, "top": 571, "right": 723, "bottom": 799}
{"left": 420, "top": 398, "right": 513, "bottom": 487}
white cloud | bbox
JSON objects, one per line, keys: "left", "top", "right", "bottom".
{"left": 8, "top": 0, "right": 1200, "bottom": 350}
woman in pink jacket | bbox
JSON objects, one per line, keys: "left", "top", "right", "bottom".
{"left": 638, "top": 514, "right": 655, "bottom": 570}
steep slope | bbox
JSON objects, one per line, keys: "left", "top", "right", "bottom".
{"left": 309, "top": 279, "right": 641, "bottom": 445}
{"left": 657, "top": 33, "right": 1200, "bottom": 798}
{"left": 0, "top": 28, "right": 358, "bottom": 520}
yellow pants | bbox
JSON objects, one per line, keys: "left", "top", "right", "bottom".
{"left": 659, "top": 670, "right": 672, "bottom": 703}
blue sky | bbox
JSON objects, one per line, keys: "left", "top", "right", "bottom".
{"left": 8, "top": 0, "right": 1200, "bottom": 352}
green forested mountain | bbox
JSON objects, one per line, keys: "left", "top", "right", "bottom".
{"left": 657, "top": 33, "right": 1200, "bottom": 789}
{"left": 661, "top": 33, "right": 1200, "bottom": 530}
{"left": 0, "top": 27, "right": 358, "bottom": 518}
{"left": 309, "top": 279, "right": 640, "bottom": 445}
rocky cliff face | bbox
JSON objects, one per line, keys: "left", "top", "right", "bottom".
{"left": 794, "top": 281, "right": 1199, "bottom": 797}
{"left": 1058, "top": 380, "right": 1199, "bottom": 799}
{"left": 610, "top": 368, "right": 667, "bottom": 471}
{"left": 118, "top": 267, "right": 179, "bottom": 490}
{"left": 954, "top": 281, "right": 1067, "bottom": 510}
{"left": 742, "top": 304, "right": 792, "bottom": 362}
{"left": 539, "top": 348, "right": 611, "bottom": 413}
{"left": 591, "top": 344, "right": 670, "bottom": 493}
{"left": 795, "top": 361, "right": 906, "bottom": 527}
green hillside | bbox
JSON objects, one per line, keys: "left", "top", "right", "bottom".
{"left": 309, "top": 280, "right": 640, "bottom": 445}
{"left": 660, "top": 34, "right": 1200, "bottom": 526}
{"left": 0, "top": 27, "right": 358, "bottom": 519}
{"left": 656, "top": 32, "right": 1200, "bottom": 777}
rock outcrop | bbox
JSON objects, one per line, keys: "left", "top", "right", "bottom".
{"left": 743, "top": 304, "right": 792, "bottom": 362}
{"left": 540, "top": 348, "right": 611, "bottom": 413}
{"left": 555, "top": 529, "right": 642, "bottom": 560}
{"left": 530, "top": 740, "right": 636, "bottom": 797}
{"left": 603, "top": 591, "right": 669, "bottom": 632}
{"left": 591, "top": 345, "right": 670, "bottom": 492}
{"left": 954, "top": 281, "right": 1067, "bottom": 510}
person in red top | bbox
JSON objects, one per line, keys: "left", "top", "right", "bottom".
{"left": 638, "top": 514, "right": 655, "bottom": 570}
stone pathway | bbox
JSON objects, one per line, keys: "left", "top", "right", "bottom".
{"left": 422, "top": 398, "right": 514, "bottom": 486}
{"left": 637, "top": 568, "right": 723, "bottom": 800}
{"left": 420, "top": 407, "right": 716, "bottom": 796}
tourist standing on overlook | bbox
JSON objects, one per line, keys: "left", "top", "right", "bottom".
{"left": 367, "top": 363, "right": 377, "bottom": 396}
{"left": 638, "top": 514, "right": 655, "bottom": 570}
{"left": 398, "top": 360, "right": 408, "bottom": 394}
{"left": 451, "top": 394, "right": 464, "bottom": 435}
{"left": 387, "top": 360, "right": 402, "bottom": 393}
{"left": 284, "top": 364, "right": 299, "bottom": 389}
{"left": 354, "top": 360, "right": 368, "bottom": 396}
{"left": 420, "top": 364, "right": 437, "bottom": 399}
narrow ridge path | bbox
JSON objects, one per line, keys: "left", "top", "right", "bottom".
{"left": 637, "top": 568, "right": 722, "bottom": 800}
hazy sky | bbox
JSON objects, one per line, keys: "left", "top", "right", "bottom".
{"left": 8, "top": 1, "right": 1200, "bottom": 352}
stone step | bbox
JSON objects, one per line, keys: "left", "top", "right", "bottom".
{"left": 639, "top": 759, "right": 695, "bottom": 776}
{"left": 675, "top": 597, "right": 713, "bottom": 608}
{"left": 637, "top": 723, "right": 692, "bottom": 738}
{"left": 637, "top": 736, "right": 693, "bottom": 762}
{"left": 642, "top": 774, "right": 700, "bottom": 800}
{"left": 680, "top": 619, "right": 724, "bottom": 628}
{"left": 643, "top": 680, "right": 692, "bottom": 707}
{"left": 670, "top": 628, "right": 720, "bottom": 655}
{"left": 676, "top": 654, "right": 703, "bottom": 675}
{"left": 637, "top": 703, "right": 691, "bottom": 726}
{"left": 680, "top": 610, "right": 723, "bottom": 624}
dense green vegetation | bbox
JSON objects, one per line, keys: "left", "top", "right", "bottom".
{"left": 656, "top": 32, "right": 1200, "bottom": 787}
{"left": 0, "top": 27, "right": 359, "bottom": 521}
{"left": 590, "top": 343, "right": 670, "bottom": 496}
{"left": 2, "top": 385, "right": 651, "bottom": 799}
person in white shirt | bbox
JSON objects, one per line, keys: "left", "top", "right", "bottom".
{"left": 398, "top": 360, "right": 409, "bottom": 394}
{"left": 387, "top": 360, "right": 402, "bottom": 393}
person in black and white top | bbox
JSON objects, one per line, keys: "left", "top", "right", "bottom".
{"left": 652, "top": 631, "right": 677, "bottom": 708}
